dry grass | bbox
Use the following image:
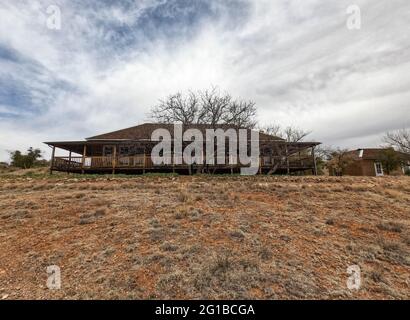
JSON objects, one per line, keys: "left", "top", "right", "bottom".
{"left": 0, "top": 174, "right": 409, "bottom": 300}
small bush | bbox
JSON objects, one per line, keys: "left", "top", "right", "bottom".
{"left": 209, "top": 255, "right": 232, "bottom": 276}
{"left": 177, "top": 192, "right": 189, "bottom": 203}
{"left": 369, "top": 270, "right": 384, "bottom": 283}
{"left": 160, "top": 242, "right": 179, "bottom": 252}
{"left": 258, "top": 248, "right": 273, "bottom": 261}
{"left": 79, "top": 208, "right": 106, "bottom": 224}
{"left": 148, "top": 227, "right": 165, "bottom": 243}
{"left": 229, "top": 230, "right": 245, "bottom": 241}
{"left": 376, "top": 221, "right": 403, "bottom": 233}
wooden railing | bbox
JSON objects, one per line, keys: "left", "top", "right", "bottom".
{"left": 260, "top": 156, "right": 314, "bottom": 168}
{"left": 53, "top": 157, "right": 83, "bottom": 170}
{"left": 52, "top": 155, "right": 314, "bottom": 170}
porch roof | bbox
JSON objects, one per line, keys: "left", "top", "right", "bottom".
{"left": 44, "top": 140, "right": 134, "bottom": 154}
{"left": 44, "top": 140, "right": 320, "bottom": 156}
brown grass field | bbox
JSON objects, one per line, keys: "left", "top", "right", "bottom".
{"left": 0, "top": 170, "right": 409, "bottom": 300}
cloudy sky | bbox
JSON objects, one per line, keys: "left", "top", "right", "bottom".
{"left": 0, "top": 0, "right": 409, "bottom": 160}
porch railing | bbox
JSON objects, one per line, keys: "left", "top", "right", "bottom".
{"left": 52, "top": 155, "right": 314, "bottom": 171}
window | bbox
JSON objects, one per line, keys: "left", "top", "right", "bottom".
{"left": 374, "top": 162, "right": 384, "bottom": 176}
{"left": 135, "top": 147, "right": 145, "bottom": 155}
{"left": 103, "top": 146, "right": 114, "bottom": 156}
{"left": 119, "top": 146, "right": 130, "bottom": 156}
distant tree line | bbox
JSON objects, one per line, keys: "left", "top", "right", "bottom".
{"left": 8, "top": 147, "right": 48, "bottom": 169}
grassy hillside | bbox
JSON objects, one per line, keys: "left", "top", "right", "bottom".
{"left": 0, "top": 175, "right": 409, "bottom": 299}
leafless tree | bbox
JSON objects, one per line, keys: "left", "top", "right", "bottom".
{"left": 383, "top": 128, "right": 410, "bottom": 154}
{"left": 222, "top": 100, "right": 257, "bottom": 129}
{"left": 261, "top": 124, "right": 282, "bottom": 138}
{"left": 150, "top": 87, "right": 257, "bottom": 128}
{"left": 283, "top": 126, "right": 311, "bottom": 142}
{"left": 199, "top": 88, "right": 232, "bottom": 126}
{"left": 260, "top": 124, "right": 311, "bottom": 142}
{"left": 150, "top": 91, "right": 199, "bottom": 124}
{"left": 314, "top": 145, "right": 333, "bottom": 161}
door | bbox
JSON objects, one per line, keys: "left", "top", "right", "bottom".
{"left": 374, "top": 162, "right": 384, "bottom": 177}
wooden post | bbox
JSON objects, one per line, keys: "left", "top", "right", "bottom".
{"left": 285, "top": 144, "right": 290, "bottom": 175}
{"left": 172, "top": 151, "right": 175, "bottom": 174}
{"left": 112, "top": 145, "right": 116, "bottom": 175}
{"left": 50, "top": 146, "right": 56, "bottom": 175}
{"left": 142, "top": 149, "right": 147, "bottom": 174}
{"left": 81, "top": 144, "right": 87, "bottom": 174}
{"left": 67, "top": 151, "right": 72, "bottom": 174}
{"left": 312, "top": 146, "right": 318, "bottom": 176}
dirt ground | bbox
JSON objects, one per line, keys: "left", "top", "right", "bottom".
{"left": 0, "top": 173, "right": 409, "bottom": 300}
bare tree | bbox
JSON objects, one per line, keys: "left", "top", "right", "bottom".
{"left": 150, "top": 91, "right": 199, "bottom": 124}
{"left": 150, "top": 87, "right": 257, "bottom": 128}
{"left": 283, "top": 126, "right": 311, "bottom": 142}
{"left": 199, "top": 88, "right": 232, "bottom": 126}
{"left": 314, "top": 145, "right": 333, "bottom": 161}
{"left": 260, "top": 124, "right": 311, "bottom": 142}
{"left": 383, "top": 128, "right": 410, "bottom": 154}
{"left": 261, "top": 124, "right": 282, "bottom": 138}
{"left": 222, "top": 100, "right": 257, "bottom": 129}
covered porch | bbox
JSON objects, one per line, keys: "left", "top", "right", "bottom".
{"left": 45, "top": 140, "right": 320, "bottom": 175}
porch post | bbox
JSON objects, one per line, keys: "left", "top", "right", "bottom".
{"left": 50, "top": 146, "right": 56, "bottom": 175}
{"left": 172, "top": 148, "right": 176, "bottom": 174}
{"left": 112, "top": 145, "right": 117, "bottom": 175}
{"left": 285, "top": 144, "right": 290, "bottom": 175}
{"left": 143, "top": 146, "right": 146, "bottom": 174}
{"left": 81, "top": 144, "right": 87, "bottom": 174}
{"left": 312, "top": 146, "right": 318, "bottom": 176}
{"left": 67, "top": 151, "right": 72, "bottom": 174}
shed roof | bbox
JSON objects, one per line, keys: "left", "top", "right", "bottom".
{"left": 347, "top": 148, "right": 410, "bottom": 160}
